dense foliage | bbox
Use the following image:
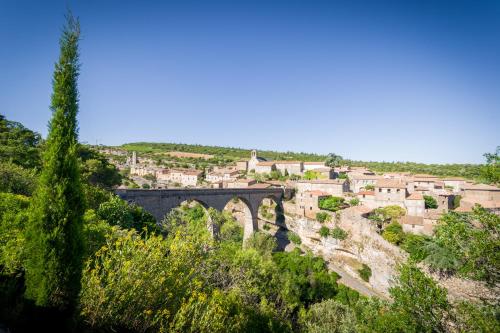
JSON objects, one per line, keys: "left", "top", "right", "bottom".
{"left": 386, "top": 206, "right": 499, "bottom": 284}
{"left": 0, "top": 114, "right": 42, "bottom": 169}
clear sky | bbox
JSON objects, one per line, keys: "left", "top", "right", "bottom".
{"left": 1, "top": 0, "right": 499, "bottom": 164}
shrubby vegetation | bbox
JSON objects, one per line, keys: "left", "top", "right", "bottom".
{"left": 331, "top": 227, "right": 348, "bottom": 240}
{"left": 287, "top": 231, "right": 302, "bottom": 245}
{"left": 357, "top": 264, "right": 372, "bottom": 282}
{"left": 368, "top": 205, "right": 406, "bottom": 230}
{"left": 319, "top": 226, "right": 330, "bottom": 238}
{"left": 318, "top": 196, "right": 346, "bottom": 212}
{"left": 424, "top": 195, "right": 438, "bottom": 209}
{"left": 315, "top": 211, "right": 331, "bottom": 223}
{"left": 382, "top": 206, "right": 499, "bottom": 284}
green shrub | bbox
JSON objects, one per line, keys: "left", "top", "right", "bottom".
{"left": 315, "top": 212, "right": 331, "bottom": 223}
{"left": 273, "top": 248, "right": 340, "bottom": 306}
{"left": 331, "top": 227, "right": 348, "bottom": 240}
{"left": 319, "top": 226, "right": 330, "bottom": 238}
{"left": 382, "top": 222, "right": 405, "bottom": 245}
{"left": 299, "top": 299, "right": 356, "bottom": 333}
{"left": 348, "top": 198, "right": 360, "bottom": 206}
{"left": 262, "top": 223, "right": 271, "bottom": 230}
{"left": 423, "top": 195, "right": 438, "bottom": 209}
{"left": 97, "top": 195, "right": 158, "bottom": 233}
{"left": 0, "top": 162, "right": 38, "bottom": 196}
{"left": 244, "top": 232, "right": 277, "bottom": 256}
{"left": 142, "top": 183, "right": 150, "bottom": 189}
{"left": 319, "top": 196, "right": 345, "bottom": 212}
{"left": 358, "top": 264, "right": 372, "bottom": 282}
{"left": 0, "top": 193, "right": 30, "bottom": 274}
{"left": 287, "top": 231, "right": 302, "bottom": 245}
{"left": 400, "top": 233, "right": 431, "bottom": 261}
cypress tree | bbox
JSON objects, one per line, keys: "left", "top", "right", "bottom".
{"left": 25, "top": 13, "right": 84, "bottom": 310}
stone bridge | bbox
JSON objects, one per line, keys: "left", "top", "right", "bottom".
{"left": 115, "top": 188, "right": 285, "bottom": 239}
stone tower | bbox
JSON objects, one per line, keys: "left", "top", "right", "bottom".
{"left": 248, "top": 150, "right": 259, "bottom": 172}
{"left": 132, "top": 151, "right": 137, "bottom": 166}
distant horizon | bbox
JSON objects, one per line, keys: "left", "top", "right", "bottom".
{"left": 2, "top": 1, "right": 499, "bottom": 164}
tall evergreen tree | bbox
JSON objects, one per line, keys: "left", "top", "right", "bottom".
{"left": 25, "top": 13, "right": 84, "bottom": 310}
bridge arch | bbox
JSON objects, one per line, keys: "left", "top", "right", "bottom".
{"left": 222, "top": 196, "right": 256, "bottom": 240}
{"left": 115, "top": 188, "right": 284, "bottom": 241}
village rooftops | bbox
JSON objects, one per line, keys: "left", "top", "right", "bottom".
{"left": 158, "top": 168, "right": 203, "bottom": 176}
{"left": 303, "top": 161, "right": 325, "bottom": 165}
{"left": 375, "top": 179, "right": 407, "bottom": 189}
{"left": 412, "top": 177, "right": 438, "bottom": 182}
{"left": 401, "top": 215, "right": 424, "bottom": 226}
{"left": 297, "top": 179, "right": 346, "bottom": 184}
{"left": 273, "top": 161, "right": 303, "bottom": 164}
{"left": 424, "top": 210, "right": 444, "bottom": 220}
{"left": 307, "top": 167, "right": 332, "bottom": 172}
{"left": 255, "top": 161, "right": 276, "bottom": 166}
{"left": 441, "top": 176, "right": 465, "bottom": 181}
{"left": 304, "top": 190, "right": 331, "bottom": 196}
{"left": 406, "top": 192, "right": 423, "bottom": 200}
{"left": 357, "top": 190, "right": 374, "bottom": 196}
{"left": 463, "top": 183, "right": 500, "bottom": 191}
{"left": 233, "top": 178, "right": 256, "bottom": 184}
{"left": 412, "top": 174, "right": 440, "bottom": 179}
{"left": 349, "top": 174, "right": 382, "bottom": 180}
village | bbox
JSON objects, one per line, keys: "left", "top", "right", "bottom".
{"left": 102, "top": 147, "right": 500, "bottom": 239}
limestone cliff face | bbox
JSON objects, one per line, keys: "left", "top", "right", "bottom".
{"left": 282, "top": 204, "right": 499, "bottom": 303}
{"left": 283, "top": 205, "right": 407, "bottom": 296}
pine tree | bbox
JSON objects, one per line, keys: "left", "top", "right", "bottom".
{"left": 25, "top": 13, "right": 84, "bottom": 310}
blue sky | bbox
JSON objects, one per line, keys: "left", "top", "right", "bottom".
{"left": 1, "top": 0, "right": 499, "bottom": 164}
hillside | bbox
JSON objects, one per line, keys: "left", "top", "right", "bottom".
{"left": 117, "top": 142, "right": 487, "bottom": 181}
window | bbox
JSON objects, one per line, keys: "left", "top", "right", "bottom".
{"left": 379, "top": 188, "right": 382, "bottom": 192}
{"left": 397, "top": 189, "right": 400, "bottom": 193}
{"left": 363, "top": 195, "right": 365, "bottom": 198}
{"left": 387, "top": 189, "right": 391, "bottom": 193}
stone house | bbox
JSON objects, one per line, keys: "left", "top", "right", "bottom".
{"left": 303, "top": 161, "right": 326, "bottom": 171}
{"left": 227, "top": 178, "right": 257, "bottom": 188}
{"left": 400, "top": 216, "right": 427, "bottom": 235}
{"left": 235, "top": 160, "right": 248, "bottom": 171}
{"left": 442, "top": 177, "right": 465, "bottom": 193}
{"left": 310, "top": 167, "right": 335, "bottom": 179}
{"left": 206, "top": 169, "right": 239, "bottom": 183}
{"left": 296, "top": 179, "right": 348, "bottom": 197}
{"left": 296, "top": 190, "right": 330, "bottom": 219}
{"left": 373, "top": 179, "right": 407, "bottom": 207}
{"left": 349, "top": 174, "right": 381, "bottom": 193}
{"left": 357, "top": 190, "right": 376, "bottom": 208}
{"left": 131, "top": 165, "right": 159, "bottom": 177}
{"left": 255, "top": 161, "right": 276, "bottom": 174}
{"left": 274, "top": 161, "right": 303, "bottom": 175}
{"left": 156, "top": 168, "right": 202, "bottom": 187}
{"left": 404, "top": 192, "right": 425, "bottom": 216}
{"left": 459, "top": 183, "right": 500, "bottom": 214}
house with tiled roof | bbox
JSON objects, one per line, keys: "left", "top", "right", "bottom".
{"left": 296, "top": 190, "right": 331, "bottom": 219}
{"left": 296, "top": 179, "right": 349, "bottom": 196}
